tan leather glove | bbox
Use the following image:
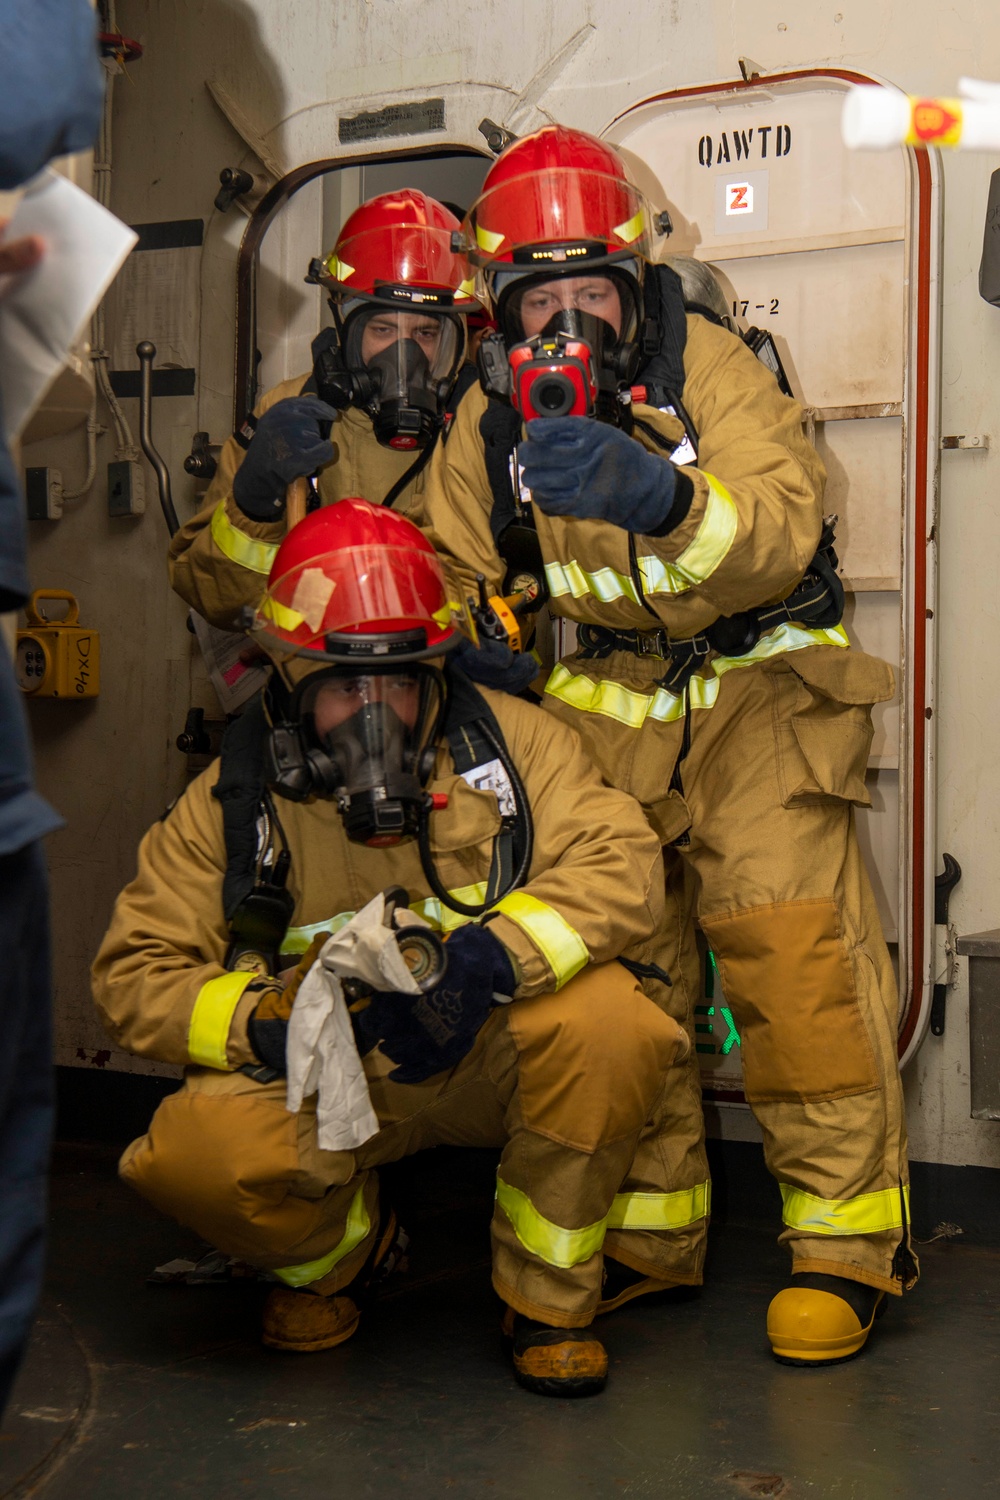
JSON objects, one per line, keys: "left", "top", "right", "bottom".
{"left": 247, "top": 931, "right": 332, "bottom": 1069}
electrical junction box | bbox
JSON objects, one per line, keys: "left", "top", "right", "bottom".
{"left": 25, "top": 466, "right": 64, "bottom": 520}
{"left": 107, "top": 458, "right": 145, "bottom": 517}
{"left": 16, "top": 589, "right": 100, "bottom": 699}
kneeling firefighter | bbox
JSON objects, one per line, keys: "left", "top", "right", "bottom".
{"left": 169, "top": 190, "right": 481, "bottom": 631}
{"left": 93, "top": 499, "right": 695, "bottom": 1396}
{"left": 424, "top": 124, "right": 917, "bottom": 1364}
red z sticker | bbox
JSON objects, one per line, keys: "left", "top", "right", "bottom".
{"left": 726, "top": 182, "right": 754, "bottom": 215}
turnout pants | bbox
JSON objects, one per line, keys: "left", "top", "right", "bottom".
{"left": 122, "top": 963, "right": 692, "bottom": 1327}
{"left": 545, "top": 641, "right": 915, "bottom": 1296}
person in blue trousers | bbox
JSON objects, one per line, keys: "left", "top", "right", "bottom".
{"left": 0, "top": 0, "right": 103, "bottom": 1414}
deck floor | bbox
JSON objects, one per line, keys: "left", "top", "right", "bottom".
{"left": 2, "top": 1140, "right": 998, "bottom": 1499}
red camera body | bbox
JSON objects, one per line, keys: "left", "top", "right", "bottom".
{"left": 508, "top": 333, "right": 599, "bottom": 421}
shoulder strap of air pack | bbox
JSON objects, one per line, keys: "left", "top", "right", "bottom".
{"left": 480, "top": 398, "right": 523, "bottom": 543}
{"left": 443, "top": 669, "right": 523, "bottom": 902}
{"left": 212, "top": 691, "right": 270, "bottom": 921}
{"left": 636, "top": 261, "right": 690, "bottom": 409}
{"left": 444, "top": 362, "right": 482, "bottom": 437}
{"left": 442, "top": 669, "right": 510, "bottom": 774}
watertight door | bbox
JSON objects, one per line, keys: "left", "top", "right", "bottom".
{"left": 603, "top": 70, "right": 942, "bottom": 1091}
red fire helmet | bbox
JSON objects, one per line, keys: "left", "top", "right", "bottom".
{"left": 321, "top": 189, "right": 478, "bottom": 310}
{"left": 254, "top": 499, "right": 460, "bottom": 664}
{"left": 464, "top": 125, "right": 655, "bottom": 275}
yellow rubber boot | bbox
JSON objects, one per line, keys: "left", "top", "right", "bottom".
{"left": 767, "top": 1273, "right": 886, "bottom": 1367}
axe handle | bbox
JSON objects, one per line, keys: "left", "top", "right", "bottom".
{"left": 286, "top": 476, "right": 310, "bottom": 530}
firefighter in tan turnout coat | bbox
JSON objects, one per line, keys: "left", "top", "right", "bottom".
{"left": 94, "top": 501, "right": 696, "bottom": 1396}
{"left": 423, "top": 123, "right": 916, "bottom": 1366}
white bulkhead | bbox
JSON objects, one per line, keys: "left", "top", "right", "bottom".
{"left": 15, "top": 0, "right": 1000, "bottom": 1174}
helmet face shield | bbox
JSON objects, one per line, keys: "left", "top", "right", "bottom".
{"left": 499, "top": 269, "right": 640, "bottom": 349}
{"left": 254, "top": 538, "right": 458, "bottom": 664}
{"left": 465, "top": 167, "right": 654, "bottom": 271}
{"left": 346, "top": 306, "right": 464, "bottom": 385}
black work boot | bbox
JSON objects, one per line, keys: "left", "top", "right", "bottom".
{"left": 262, "top": 1208, "right": 407, "bottom": 1352}
{"left": 501, "top": 1307, "right": 608, "bottom": 1396}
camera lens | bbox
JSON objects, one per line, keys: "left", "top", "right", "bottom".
{"left": 530, "top": 373, "right": 574, "bottom": 417}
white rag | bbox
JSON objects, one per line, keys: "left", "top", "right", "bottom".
{"left": 285, "top": 893, "right": 423, "bottom": 1151}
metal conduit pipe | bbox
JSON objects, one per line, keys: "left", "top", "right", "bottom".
{"left": 136, "top": 341, "right": 180, "bottom": 536}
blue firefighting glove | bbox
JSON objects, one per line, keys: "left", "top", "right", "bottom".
{"left": 520, "top": 417, "right": 679, "bottom": 534}
{"left": 232, "top": 396, "right": 337, "bottom": 521}
{"left": 450, "top": 634, "right": 539, "bottom": 695}
{"left": 352, "top": 923, "right": 516, "bottom": 1085}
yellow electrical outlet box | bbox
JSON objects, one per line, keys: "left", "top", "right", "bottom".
{"left": 15, "top": 590, "right": 100, "bottom": 699}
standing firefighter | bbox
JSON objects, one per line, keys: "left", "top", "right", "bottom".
{"left": 93, "top": 501, "right": 694, "bottom": 1396}
{"left": 424, "top": 124, "right": 916, "bottom": 1365}
{"left": 169, "top": 191, "right": 479, "bottom": 630}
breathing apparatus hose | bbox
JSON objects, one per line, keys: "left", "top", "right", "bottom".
{"left": 381, "top": 439, "right": 437, "bottom": 510}
{"left": 416, "top": 717, "right": 534, "bottom": 917}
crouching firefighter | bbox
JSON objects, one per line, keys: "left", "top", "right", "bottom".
{"left": 425, "top": 123, "right": 918, "bottom": 1365}
{"left": 169, "top": 189, "right": 482, "bottom": 631}
{"left": 92, "top": 499, "right": 697, "bottom": 1397}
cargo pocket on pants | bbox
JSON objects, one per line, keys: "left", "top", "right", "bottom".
{"left": 769, "top": 661, "right": 876, "bottom": 808}
{"left": 699, "top": 898, "right": 881, "bottom": 1104}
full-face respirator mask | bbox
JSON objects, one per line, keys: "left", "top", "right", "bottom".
{"left": 265, "top": 660, "right": 447, "bottom": 846}
{"left": 310, "top": 301, "right": 466, "bottom": 451}
{"left": 476, "top": 266, "right": 643, "bottom": 426}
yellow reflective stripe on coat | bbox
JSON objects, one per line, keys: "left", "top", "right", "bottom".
{"left": 272, "top": 1186, "right": 371, "bottom": 1287}
{"left": 607, "top": 1181, "right": 712, "bottom": 1231}
{"left": 635, "top": 553, "right": 695, "bottom": 597}
{"left": 668, "top": 472, "right": 739, "bottom": 585}
{"left": 283, "top": 914, "right": 355, "bottom": 954}
{"left": 545, "top": 623, "right": 850, "bottom": 729}
{"left": 632, "top": 475, "right": 741, "bottom": 598}
{"left": 544, "top": 558, "right": 641, "bottom": 607}
{"left": 411, "top": 883, "right": 488, "bottom": 933}
{"left": 490, "top": 890, "right": 589, "bottom": 989}
{"left": 779, "top": 1182, "right": 910, "bottom": 1236}
{"left": 187, "top": 971, "right": 255, "bottom": 1070}
{"left": 546, "top": 664, "right": 702, "bottom": 727}
{"left": 283, "top": 886, "right": 488, "bottom": 953}
{"left": 495, "top": 1177, "right": 605, "bottom": 1269}
{"left": 210, "top": 500, "right": 279, "bottom": 576}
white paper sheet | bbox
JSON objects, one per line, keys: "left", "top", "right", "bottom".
{"left": 285, "top": 894, "right": 423, "bottom": 1153}
{"left": 0, "top": 169, "right": 137, "bottom": 441}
